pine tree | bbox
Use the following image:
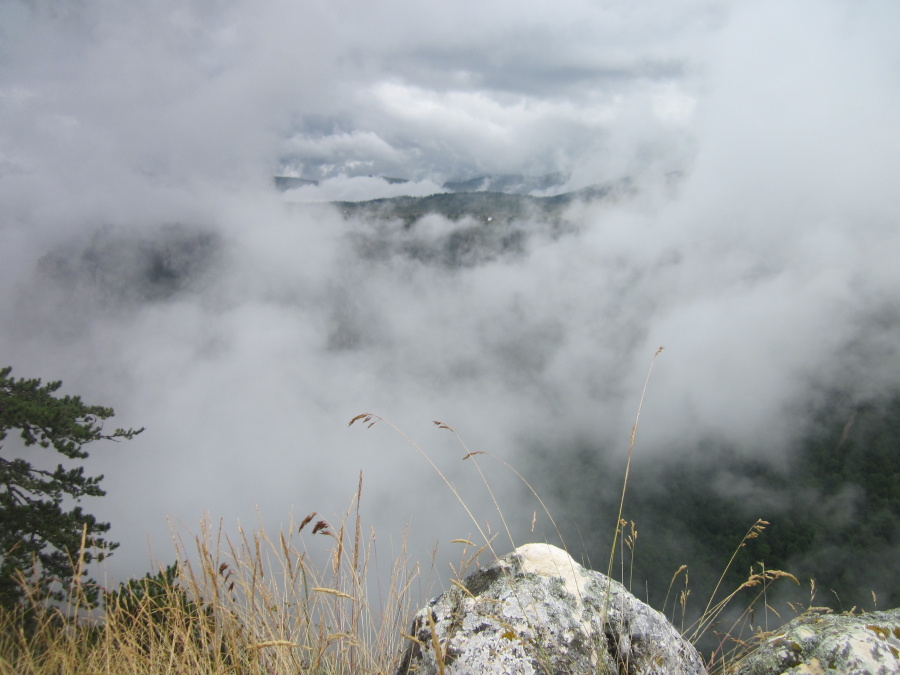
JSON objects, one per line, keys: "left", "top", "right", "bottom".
{"left": 0, "top": 366, "right": 143, "bottom": 609}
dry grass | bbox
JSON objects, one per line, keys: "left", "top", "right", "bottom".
{"left": 0, "top": 479, "right": 420, "bottom": 674}
{"left": 1, "top": 352, "right": 805, "bottom": 674}
{"left": 682, "top": 520, "right": 801, "bottom": 674}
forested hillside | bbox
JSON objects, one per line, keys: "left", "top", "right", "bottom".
{"left": 535, "top": 389, "right": 900, "bottom": 620}
{"left": 333, "top": 180, "right": 630, "bottom": 226}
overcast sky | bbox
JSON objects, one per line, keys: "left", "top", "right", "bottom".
{"left": 1, "top": 0, "right": 899, "bottom": 589}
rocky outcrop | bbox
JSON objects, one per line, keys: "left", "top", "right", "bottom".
{"left": 733, "top": 608, "right": 900, "bottom": 675}
{"left": 396, "top": 542, "right": 707, "bottom": 675}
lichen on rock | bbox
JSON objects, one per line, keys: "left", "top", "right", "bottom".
{"left": 733, "top": 608, "right": 900, "bottom": 675}
{"left": 396, "top": 542, "right": 708, "bottom": 675}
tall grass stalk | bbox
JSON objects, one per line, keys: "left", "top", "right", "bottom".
{"left": 601, "top": 347, "right": 664, "bottom": 626}
{"left": 0, "top": 478, "right": 418, "bottom": 674}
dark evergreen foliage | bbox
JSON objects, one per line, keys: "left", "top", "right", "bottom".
{"left": 103, "top": 562, "right": 212, "bottom": 655}
{"left": 0, "top": 366, "right": 143, "bottom": 609}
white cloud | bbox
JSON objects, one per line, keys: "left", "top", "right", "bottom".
{"left": 1, "top": 0, "right": 899, "bottom": 590}
{"left": 284, "top": 176, "right": 447, "bottom": 202}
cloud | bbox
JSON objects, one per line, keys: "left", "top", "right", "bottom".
{"left": 283, "top": 176, "right": 447, "bottom": 202}
{"left": 0, "top": 0, "right": 899, "bottom": 598}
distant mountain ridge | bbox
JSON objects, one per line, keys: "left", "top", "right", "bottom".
{"left": 441, "top": 172, "right": 569, "bottom": 194}
{"left": 273, "top": 172, "right": 572, "bottom": 196}
{"left": 332, "top": 180, "right": 632, "bottom": 226}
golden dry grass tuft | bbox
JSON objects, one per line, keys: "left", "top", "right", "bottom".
{"left": 0, "top": 481, "right": 419, "bottom": 674}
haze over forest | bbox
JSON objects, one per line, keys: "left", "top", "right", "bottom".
{"left": 1, "top": 0, "right": 899, "bottom": 619}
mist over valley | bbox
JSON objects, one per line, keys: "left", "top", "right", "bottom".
{"left": 1, "top": 0, "right": 899, "bottom": 631}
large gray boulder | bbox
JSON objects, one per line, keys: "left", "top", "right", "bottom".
{"left": 733, "top": 608, "right": 900, "bottom": 675}
{"left": 397, "top": 542, "right": 707, "bottom": 674}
